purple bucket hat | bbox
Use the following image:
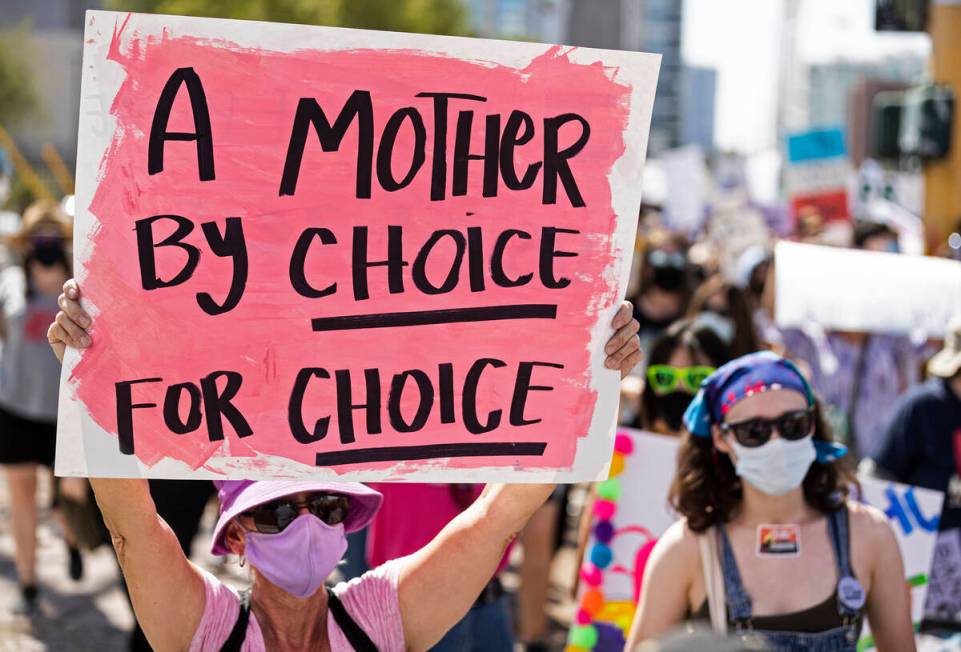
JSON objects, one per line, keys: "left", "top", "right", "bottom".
{"left": 210, "top": 480, "right": 383, "bottom": 556}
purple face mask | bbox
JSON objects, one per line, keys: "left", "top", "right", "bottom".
{"left": 243, "top": 514, "right": 347, "bottom": 598}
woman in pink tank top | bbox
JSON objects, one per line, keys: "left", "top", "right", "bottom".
{"left": 48, "top": 280, "right": 643, "bottom": 651}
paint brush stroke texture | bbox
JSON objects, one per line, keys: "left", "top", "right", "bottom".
{"left": 72, "top": 17, "right": 631, "bottom": 475}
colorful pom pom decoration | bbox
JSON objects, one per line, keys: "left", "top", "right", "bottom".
{"left": 608, "top": 453, "right": 626, "bottom": 478}
{"left": 580, "top": 564, "right": 602, "bottom": 587}
{"left": 596, "top": 478, "right": 622, "bottom": 501}
{"left": 593, "top": 499, "right": 616, "bottom": 521}
{"left": 593, "top": 520, "right": 614, "bottom": 544}
{"left": 569, "top": 625, "right": 599, "bottom": 649}
{"left": 568, "top": 431, "right": 636, "bottom": 651}
{"left": 582, "top": 589, "right": 605, "bottom": 616}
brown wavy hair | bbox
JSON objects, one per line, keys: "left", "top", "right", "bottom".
{"left": 669, "top": 399, "right": 856, "bottom": 533}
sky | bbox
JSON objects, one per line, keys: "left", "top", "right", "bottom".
{"left": 682, "top": 0, "right": 931, "bottom": 153}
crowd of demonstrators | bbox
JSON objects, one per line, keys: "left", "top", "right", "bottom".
{"left": 44, "top": 282, "right": 644, "bottom": 651}
{"left": 606, "top": 195, "right": 961, "bottom": 650}
{"left": 621, "top": 208, "right": 941, "bottom": 466}
{"left": 770, "top": 221, "right": 930, "bottom": 460}
{"left": 0, "top": 164, "right": 953, "bottom": 652}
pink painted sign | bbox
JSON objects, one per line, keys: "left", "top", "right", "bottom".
{"left": 56, "top": 11, "right": 659, "bottom": 481}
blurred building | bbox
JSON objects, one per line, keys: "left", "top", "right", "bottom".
{"left": 680, "top": 66, "right": 716, "bottom": 152}
{"left": 1, "top": 0, "right": 103, "bottom": 167}
{"left": 805, "top": 57, "right": 926, "bottom": 128}
{"left": 467, "top": 0, "right": 569, "bottom": 42}
{"left": 565, "top": 0, "right": 684, "bottom": 154}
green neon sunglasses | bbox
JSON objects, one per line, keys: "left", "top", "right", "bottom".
{"left": 646, "top": 365, "right": 716, "bottom": 396}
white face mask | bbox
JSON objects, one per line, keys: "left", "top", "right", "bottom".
{"left": 730, "top": 435, "right": 816, "bottom": 496}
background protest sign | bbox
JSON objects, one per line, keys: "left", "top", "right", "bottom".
{"left": 571, "top": 429, "right": 679, "bottom": 651}
{"left": 56, "top": 11, "right": 659, "bottom": 482}
{"left": 774, "top": 240, "right": 961, "bottom": 339}
{"left": 856, "top": 477, "right": 943, "bottom": 650}
{"left": 785, "top": 126, "right": 850, "bottom": 223}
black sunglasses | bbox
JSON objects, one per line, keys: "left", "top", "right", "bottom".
{"left": 720, "top": 408, "right": 814, "bottom": 448}
{"left": 242, "top": 492, "right": 349, "bottom": 534}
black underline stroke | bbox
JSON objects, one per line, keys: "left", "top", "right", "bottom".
{"left": 315, "top": 442, "right": 548, "bottom": 466}
{"left": 311, "top": 304, "right": 557, "bottom": 332}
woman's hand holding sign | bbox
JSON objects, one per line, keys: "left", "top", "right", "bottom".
{"left": 50, "top": 280, "right": 642, "bottom": 376}
{"left": 606, "top": 302, "right": 642, "bottom": 378}
{"left": 48, "top": 279, "right": 89, "bottom": 362}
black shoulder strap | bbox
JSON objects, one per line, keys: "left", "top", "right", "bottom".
{"left": 220, "top": 589, "right": 251, "bottom": 652}
{"left": 326, "top": 586, "right": 378, "bottom": 652}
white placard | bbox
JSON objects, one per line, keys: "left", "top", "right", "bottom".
{"left": 775, "top": 240, "right": 961, "bottom": 338}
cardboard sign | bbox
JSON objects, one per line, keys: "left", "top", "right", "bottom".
{"left": 572, "top": 429, "right": 680, "bottom": 651}
{"left": 707, "top": 196, "right": 770, "bottom": 280}
{"left": 774, "top": 240, "right": 961, "bottom": 339}
{"left": 661, "top": 145, "right": 706, "bottom": 235}
{"left": 785, "top": 127, "right": 850, "bottom": 223}
{"left": 926, "top": 529, "right": 961, "bottom": 622}
{"left": 857, "top": 477, "right": 943, "bottom": 650}
{"left": 56, "top": 11, "right": 660, "bottom": 481}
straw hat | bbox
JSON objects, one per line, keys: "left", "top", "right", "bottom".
{"left": 6, "top": 199, "right": 72, "bottom": 250}
{"left": 929, "top": 315, "right": 961, "bottom": 379}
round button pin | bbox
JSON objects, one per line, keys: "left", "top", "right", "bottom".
{"left": 838, "top": 576, "right": 866, "bottom": 611}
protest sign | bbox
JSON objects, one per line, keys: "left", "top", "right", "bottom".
{"left": 569, "top": 429, "right": 679, "bottom": 651}
{"left": 856, "top": 477, "right": 943, "bottom": 650}
{"left": 57, "top": 11, "right": 660, "bottom": 481}
{"left": 774, "top": 240, "right": 961, "bottom": 339}
{"left": 926, "top": 529, "right": 961, "bottom": 623}
{"left": 785, "top": 126, "right": 850, "bottom": 223}
{"left": 706, "top": 192, "right": 770, "bottom": 280}
{"left": 661, "top": 144, "right": 706, "bottom": 235}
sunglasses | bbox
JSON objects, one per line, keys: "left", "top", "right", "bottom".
{"left": 241, "top": 492, "right": 349, "bottom": 534}
{"left": 648, "top": 249, "right": 686, "bottom": 269}
{"left": 647, "top": 365, "right": 716, "bottom": 395}
{"left": 720, "top": 408, "right": 814, "bottom": 448}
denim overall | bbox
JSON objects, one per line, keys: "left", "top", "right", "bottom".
{"left": 717, "top": 506, "right": 863, "bottom": 652}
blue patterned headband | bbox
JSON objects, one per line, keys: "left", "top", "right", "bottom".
{"left": 682, "top": 351, "right": 846, "bottom": 463}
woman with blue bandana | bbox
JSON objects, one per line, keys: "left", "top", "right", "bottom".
{"left": 625, "top": 352, "right": 915, "bottom": 652}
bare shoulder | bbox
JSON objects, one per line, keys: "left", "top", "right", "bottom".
{"left": 847, "top": 501, "right": 898, "bottom": 552}
{"left": 650, "top": 518, "right": 702, "bottom": 569}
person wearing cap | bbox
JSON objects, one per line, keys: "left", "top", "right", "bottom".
{"left": 872, "top": 316, "right": 961, "bottom": 624}
{"left": 0, "top": 199, "right": 81, "bottom": 613}
{"left": 625, "top": 352, "right": 914, "bottom": 652}
{"left": 47, "top": 279, "right": 644, "bottom": 651}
